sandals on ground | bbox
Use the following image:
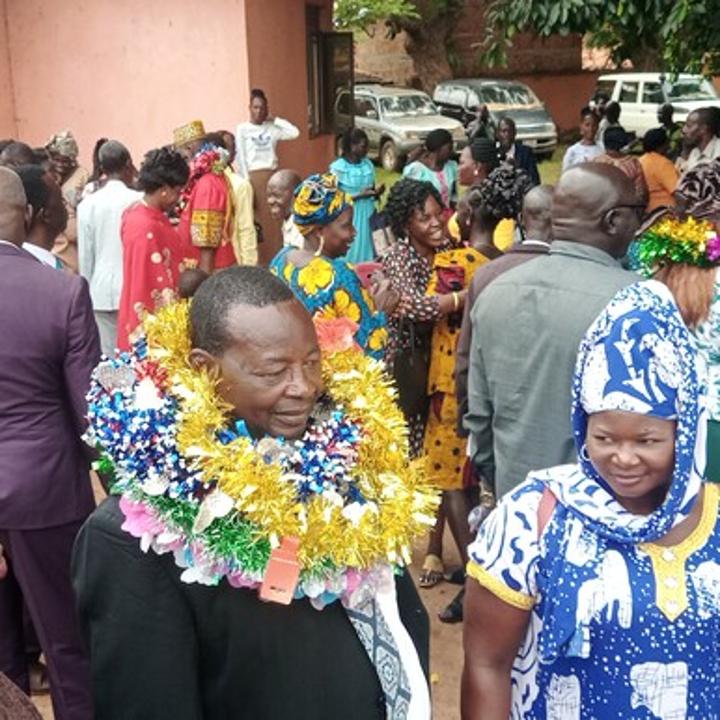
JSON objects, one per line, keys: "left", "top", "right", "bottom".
{"left": 419, "top": 554, "right": 445, "bottom": 588}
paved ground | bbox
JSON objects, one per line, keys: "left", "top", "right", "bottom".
{"left": 32, "top": 526, "right": 464, "bottom": 720}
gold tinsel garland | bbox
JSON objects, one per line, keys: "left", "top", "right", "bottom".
{"left": 141, "top": 302, "right": 439, "bottom": 570}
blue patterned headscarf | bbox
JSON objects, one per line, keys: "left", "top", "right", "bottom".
{"left": 293, "top": 172, "right": 352, "bottom": 236}
{"left": 536, "top": 280, "right": 706, "bottom": 661}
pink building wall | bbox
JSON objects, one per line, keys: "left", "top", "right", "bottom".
{"left": 244, "top": 0, "right": 334, "bottom": 177}
{"left": 0, "top": 0, "right": 17, "bottom": 138}
{"left": 1, "top": 0, "right": 334, "bottom": 176}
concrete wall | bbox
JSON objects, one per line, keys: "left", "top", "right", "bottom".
{"left": 0, "top": 0, "right": 17, "bottom": 138}
{"left": 0, "top": 0, "right": 334, "bottom": 176}
{"left": 518, "top": 71, "right": 600, "bottom": 134}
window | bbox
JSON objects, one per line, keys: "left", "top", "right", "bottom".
{"left": 466, "top": 89, "right": 481, "bottom": 108}
{"left": 642, "top": 82, "right": 664, "bottom": 104}
{"left": 336, "top": 92, "right": 351, "bottom": 116}
{"left": 306, "top": 6, "right": 354, "bottom": 136}
{"left": 476, "top": 83, "right": 541, "bottom": 108}
{"left": 666, "top": 78, "right": 718, "bottom": 102}
{"left": 354, "top": 97, "right": 378, "bottom": 119}
{"left": 619, "top": 82, "right": 639, "bottom": 103}
{"left": 446, "top": 87, "right": 468, "bottom": 107}
{"left": 434, "top": 85, "right": 450, "bottom": 104}
{"left": 378, "top": 94, "right": 438, "bottom": 118}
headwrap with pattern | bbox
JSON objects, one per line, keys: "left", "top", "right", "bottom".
{"left": 533, "top": 281, "right": 706, "bottom": 661}
{"left": 293, "top": 173, "right": 352, "bottom": 236}
{"left": 45, "top": 130, "right": 79, "bottom": 159}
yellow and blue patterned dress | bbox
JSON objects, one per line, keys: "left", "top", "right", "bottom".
{"left": 270, "top": 247, "right": 387, "bottom": 361}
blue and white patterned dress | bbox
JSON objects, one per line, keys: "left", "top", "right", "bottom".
{"left": 469, "top": 475, "right": 720, "bottom": 719}
{"left": 467, "top": 281, "right": 720, "bottom": 719}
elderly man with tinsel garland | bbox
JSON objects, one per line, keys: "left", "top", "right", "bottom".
{"left": 71, "top": 265, "right": 437, "bottom": 720}
{"left": 174, "top": 120, "right": 238, "bottom": 275}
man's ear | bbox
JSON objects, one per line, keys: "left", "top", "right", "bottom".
{"left": 601, "top": 208, "right": 619, "bottom": 237}
{"left": 189, "top": 348, "right": 221, "bottom": 379}
{"left": 24, "top": 204, "right": 34, "bottom": 232}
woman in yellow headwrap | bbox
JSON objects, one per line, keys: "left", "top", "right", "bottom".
{"left": 269, "top": 173, "right": 388, "bottom": 360}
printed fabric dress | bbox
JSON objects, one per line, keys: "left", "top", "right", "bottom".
{"left": 269, "top": 246, "right": 387, "bottom": 361}
{"left": 423, "top": 247, "right": 489, "bottom": 490}
{"left": 382, "top": 237, "right": 445, "bottom": 456}
{"left": 330, "top": 157, "right": 376, "bottom": 264}
{"left": 469, "top": 475, "right": 720, "bottom": 719}
{"left": 467, "top": 281, "right": 720, "bottom": 719}
{"left": 117, "top": 202, "right": 181, "bottom": 351}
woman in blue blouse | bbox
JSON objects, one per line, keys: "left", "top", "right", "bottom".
{"left": 269, "top": 173, "right": 387, "bottom": 361}
{"left": 402, "top": 129, "right": 458, "bottom": 218}
{"left": 463, "top": 281, "right": 720, "bottom": 719}
{"left": 330, "top": 128, "right": 384, "bottom": 264}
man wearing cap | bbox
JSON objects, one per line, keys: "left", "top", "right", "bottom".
{"left": 173, "top": 120, "right": 236, "bottom": 274}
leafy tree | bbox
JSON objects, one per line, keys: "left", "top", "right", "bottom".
{"left": 334, "top": 0, "right": 465, "bottom": 90}
{"left": 334, "top": 0, "right": 420, "bottom": 35}
{"left": 481, "top": 0, "right": 720, "bottom": 74}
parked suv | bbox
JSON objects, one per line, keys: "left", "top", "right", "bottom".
{"left": 595, "top": 73, "right": 720, "bottom": 135}
{"left": 433, "top": 78, "right": 558, "bottom": 159}
{"left": 334, "top": 84, "right": 466, "bottom": 171}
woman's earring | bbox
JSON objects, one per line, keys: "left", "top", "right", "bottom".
{"left": 314, "top": 236, "right": 325, "bottom": 257}
{"left": 580, "top": 443, "right": 591, "bottom": 462}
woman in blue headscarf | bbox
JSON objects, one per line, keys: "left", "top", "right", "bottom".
{"left": 269, "top": 173, "right": 388, "bottom": 360}
{"left": 461, "top": 281, "right": 718, "bottom": 719}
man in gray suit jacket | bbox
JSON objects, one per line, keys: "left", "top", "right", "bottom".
{"left": 0, "top": 167, "right": 98, "bottom": 719}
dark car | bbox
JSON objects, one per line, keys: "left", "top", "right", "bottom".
{"left": 433, "top": 78, "right": 558, "bottom": 159}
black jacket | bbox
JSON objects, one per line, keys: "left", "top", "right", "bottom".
{"left": 511, "top": 142, "right": 540, "bottom": 187}
{"left": 72, "top": 497, "right": 429, "bottom": 720}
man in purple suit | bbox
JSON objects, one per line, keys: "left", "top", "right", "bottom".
{"left": 0, "top": 166, "right": 97, "bottom": 718}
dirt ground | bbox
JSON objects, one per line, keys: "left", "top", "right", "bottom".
{"left": 33, "top": 488, "right": 464, "bottom": 720}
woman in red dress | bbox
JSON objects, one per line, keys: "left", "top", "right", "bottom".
{"left": 116, "top": 148, "right": 189, "bottom": 351}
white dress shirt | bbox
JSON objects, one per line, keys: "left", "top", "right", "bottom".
{"left": 77, "top": 179, "right": 142, "bottom": 311}
{"left": 235, "top": 118, "right": 300, "bottom": 178}
{"left": 22, "top": 242, "right": 63, "bottom": 269}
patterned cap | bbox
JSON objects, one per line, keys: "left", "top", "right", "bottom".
{"left": 173, "top": 120, "right": 206, "bottom": 148}
{"left": 46, "top": 130, "right": 79, "bottom": 159}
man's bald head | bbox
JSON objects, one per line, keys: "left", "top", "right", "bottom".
{"left": 521, "top": 184, "right": 553, "bottom": 243}
{"left": 0, "top": 142, "right": 37, "bottom": 169}
{"left": 267, "top": 169, "right": 302, "bottom": 221}
{"left": 552, "top": 164, "right": 640, "bottom": 258}
{"left": 0, "top": 167, "right": 28, "bottom": 246}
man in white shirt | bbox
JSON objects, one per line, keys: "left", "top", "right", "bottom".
{"left": 236, "top": 88, "right": 300, "bottom": 265}
{"left": 683, "top": 108, "right": 720, "bottom": 172}
{"left": 15, "top": 164, "right": 68, "bottom": 270}
{"left": 78, "top": 141, "right": 141, "bottom": 355}
{"left": 267, "top": 169, "right": 303, "bottom": 249}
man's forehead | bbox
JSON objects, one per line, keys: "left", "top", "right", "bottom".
{"left": 224, "top": 300, "right": 315, "bottom": 345}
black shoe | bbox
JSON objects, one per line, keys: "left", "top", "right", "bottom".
{"left": 438, "top": 588, "right": 464, "bottom": 624}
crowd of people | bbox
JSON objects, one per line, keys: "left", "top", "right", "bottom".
{"left": 1, "top": 83, "right": 720, "bottom": 720}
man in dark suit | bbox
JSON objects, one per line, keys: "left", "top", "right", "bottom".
{"left": 0, "top": 166, "right": 98, "bottom": 719}
{"left": 72, "top": 266, "right": 430, "bottom": 720}
{"left": 497, "top": 116, "right": 541, "bottom": 187}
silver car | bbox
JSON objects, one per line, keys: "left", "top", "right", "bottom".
{"left": 433, "top": 79, "right": 558, "bottom": 159}
{"left": 335, "top": 84, "right": 467, "bottom": 171}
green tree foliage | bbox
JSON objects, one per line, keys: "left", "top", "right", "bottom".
{"left": 334, "top": 0, "right": 420, "bottom": 35}
{"left": 481, "top": 0, "right": 720, "bottom": 74}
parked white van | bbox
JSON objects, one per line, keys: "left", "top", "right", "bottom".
{"left": 595, "top": 73, "right": 720, "bottom": 135}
